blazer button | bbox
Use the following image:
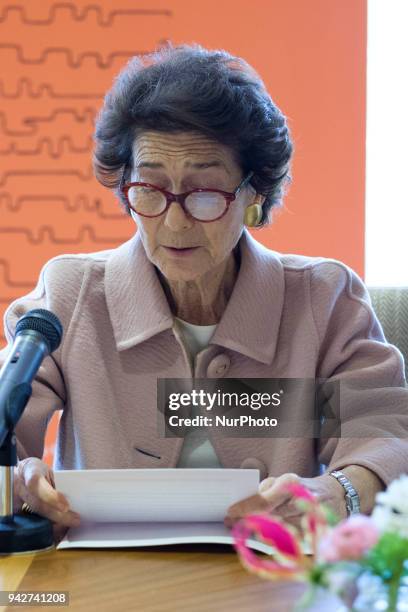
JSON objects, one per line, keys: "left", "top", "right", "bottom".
{"left": 206, "top": 353, "right": 231, "bottom": 378}
{"left": 240, "top": 457, "right": 268, "bottom": 481}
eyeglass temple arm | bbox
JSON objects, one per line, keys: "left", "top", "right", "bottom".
{"left": 119, "top": 163, "right": 129, "bottom": 192}
{"left": 236, "top": 171, "right": 254, "bottom": 194}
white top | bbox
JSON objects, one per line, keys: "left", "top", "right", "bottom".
{"left": 173, "top": 317, "right": 222, "bottom": 468}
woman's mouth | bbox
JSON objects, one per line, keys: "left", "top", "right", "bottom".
{"left": 162, "top": 246, "right": 199, "bottom": 256}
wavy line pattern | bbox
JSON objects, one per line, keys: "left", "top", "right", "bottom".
{"left": 0, "top": 44, "right": 146, "bottom": 68}
{"left": 0, "top": 4, "right": 172, "bottom": 25}
{"left": 0, "top": 167, "right": 95, "bottom": 186}
{"left": 0, "top": 78, "right": 103, "bottom": 98}
{"left": 0, "top": 0, "right": 173, "bottom": 361}
{"left": 0, "top": 193, "right": 125, "bottom": 219}
{"left": 0, "top": 109, "right": 96, "bottom": 135}
{"left": 0, "top": 225, "right": 130, "bottom": 244}
{"left": 0, "top": 259, "right": 35, "bottom": 287}
{"left": 0, "top": 135, "right": 94, "bottom": 156}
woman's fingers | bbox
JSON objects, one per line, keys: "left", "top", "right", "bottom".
{"left": 46, "top": 467, "right": 56, "bottom": 489}
{"left": 24, "top": 485, "right": 81, "bottom": 527}
{"left": 15, "top": 457, "right": 80, "bottom": 527}
{"left": 224, "top": 493, "right": 270, "bottom": 527}
{"left": 23, "top": 463, "right": 68, "bottom": 512}
{"left": 258, "top": 473, "right": 301, "bottom": 508}
{"left": 27, "top": 470, "right": 60, "bottom": 507}
{"left": 258, "top": 476, "right": 276, "bottom": 493}
{"left": 225, "top": 473, "right": 305, "bottom": 528}
{"left": 52, "top": 523, "right": 69, "bottom": 546}
{"left": 36, "top": 475, "right": 69, "bottom": 512}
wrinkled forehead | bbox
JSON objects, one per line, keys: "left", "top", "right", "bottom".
{"left": 130, "top": 130, "right": 239, "bottom": 175}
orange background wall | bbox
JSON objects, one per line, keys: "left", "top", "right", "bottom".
{"left": 0, "top": 0, "right": 367, "bottom": 465}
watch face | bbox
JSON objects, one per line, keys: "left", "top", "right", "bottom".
{"left": 346, "top": 493, "right": 360, "bottom": 514}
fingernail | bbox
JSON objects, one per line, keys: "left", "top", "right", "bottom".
{"left": 57, "top": 502, "right": 69, "bottom": 512}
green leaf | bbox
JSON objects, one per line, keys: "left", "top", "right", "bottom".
{"left": 363, "top": 532, "right": 408, "bottom": 583}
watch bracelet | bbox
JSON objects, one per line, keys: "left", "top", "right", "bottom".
{"left": 329, "top": 469, "right": 361, "bottom": 515}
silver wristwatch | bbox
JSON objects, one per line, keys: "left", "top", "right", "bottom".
{"left": 329, "top": 470, "right": 361, "bottom": 515}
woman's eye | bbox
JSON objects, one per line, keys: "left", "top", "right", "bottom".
{"left": 137, "top": 185, "right": 155, "bottom": 192}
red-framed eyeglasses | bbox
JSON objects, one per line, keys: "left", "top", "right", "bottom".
{"left": 119, "top": 169, "right": 254, "bottom": 222}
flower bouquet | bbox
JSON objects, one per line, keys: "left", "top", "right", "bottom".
{"left": 232, "top": 475, "right": 408, "bottom": 611}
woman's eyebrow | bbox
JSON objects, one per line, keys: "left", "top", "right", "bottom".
{"left": 188, "top": 161, "right": 227, "bottom": 170}
{"left": 135, "top": 160, "right": 228, "bottom": 171}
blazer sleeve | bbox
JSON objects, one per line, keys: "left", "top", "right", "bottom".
{"left": 0, "top": 256, "right": 85, "bottom": 461}
{"left": 310, "top": 261, "right": 408, "bottom": 486}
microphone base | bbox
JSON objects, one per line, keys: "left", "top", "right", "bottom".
{"left": 0, "top": 513, "right": 54, "bottom": 554}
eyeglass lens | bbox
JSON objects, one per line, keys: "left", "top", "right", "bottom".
{"left": 127, "top": 186, "right": 228, "bottom": 221}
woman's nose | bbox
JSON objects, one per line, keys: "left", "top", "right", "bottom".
{"left": 163, "top": 200, "right": 194, "bottom": 231}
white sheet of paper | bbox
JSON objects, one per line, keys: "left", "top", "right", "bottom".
{"left": 54, "top": 468, "right": 259, "bottom": 522}
{"left": 56, "top": 521, "right": 279, "bottom": 554}
{"left": 54, "top": 468, "right": 312, "bottom": 555}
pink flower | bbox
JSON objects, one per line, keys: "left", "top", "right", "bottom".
{"left": 231, "top": 481, "right": 330, "bottom": 582}
{"left": 318, "top": 515, "right": 379, "bottom": 563}
{"left": 236, "top": 514, "right": 302, "bottom": 559}
{"left": 232, "top": 514, "right": 309, "bottom": 581}
{"left": 284, "top": 482, "right": 329, "bottom": 555}
{"left": 284, "top": 482, "right": 317, "bottom": 503}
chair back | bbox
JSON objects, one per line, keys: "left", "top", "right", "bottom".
{"left": 368, "top": 286, "right": 408, "bottom": 383}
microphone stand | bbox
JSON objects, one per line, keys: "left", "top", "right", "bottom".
{"left": 0, "top": 308, "right": 63, "bottom": 554}
{"left": 0, "top": 428, "right": 54, "bottom": 554}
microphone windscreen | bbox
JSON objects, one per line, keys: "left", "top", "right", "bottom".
{"left": 15, "top": 309, "right": 63, "bottom": 353}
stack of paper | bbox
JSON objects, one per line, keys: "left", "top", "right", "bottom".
{"left": 54, "top": 468, "right": 280, "bottom": 553}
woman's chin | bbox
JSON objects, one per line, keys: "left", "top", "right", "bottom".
{"left": 156, "top": 258, "right": 212, "bottom": 282}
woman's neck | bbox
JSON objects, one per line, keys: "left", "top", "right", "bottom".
{"left": 157, "top": 249, "right": 240, "bottom": 325}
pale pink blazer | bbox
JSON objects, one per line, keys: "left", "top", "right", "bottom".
{"left": 1, "top": 228, "right": 407, "bottom": 484}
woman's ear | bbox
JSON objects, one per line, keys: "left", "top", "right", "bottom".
{"left": 253, "top": 193, "right": 266, "bottom": 207}
{"left": 245, "top": 183, "right": 265, "bottom": 208}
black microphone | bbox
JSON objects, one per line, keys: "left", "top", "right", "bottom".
{"left": 0, "top": 308, "right": 63, "bottom": 554}
{"left": 0, "top": 308, "right": 63, "bottom": 446}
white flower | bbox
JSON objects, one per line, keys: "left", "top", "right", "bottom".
{"left": 371, "top": 473, "right": 408, "bottom": 537}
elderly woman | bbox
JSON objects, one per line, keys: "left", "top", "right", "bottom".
{"left": 2, "top": 44, "right": 407, "bottom": 535}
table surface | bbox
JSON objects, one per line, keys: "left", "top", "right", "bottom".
{"left": 0, "top": 544, "right": 345, "bottom": 612}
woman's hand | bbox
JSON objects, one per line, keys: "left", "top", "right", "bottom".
{"left": 14, "top": 458, "right": 81, "bottom": 541}
{"left": 225, "top": 466, "right": 385, "bottom": 530}
{"left": 224, "top": 472, "right": 348, "bottom": 531}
